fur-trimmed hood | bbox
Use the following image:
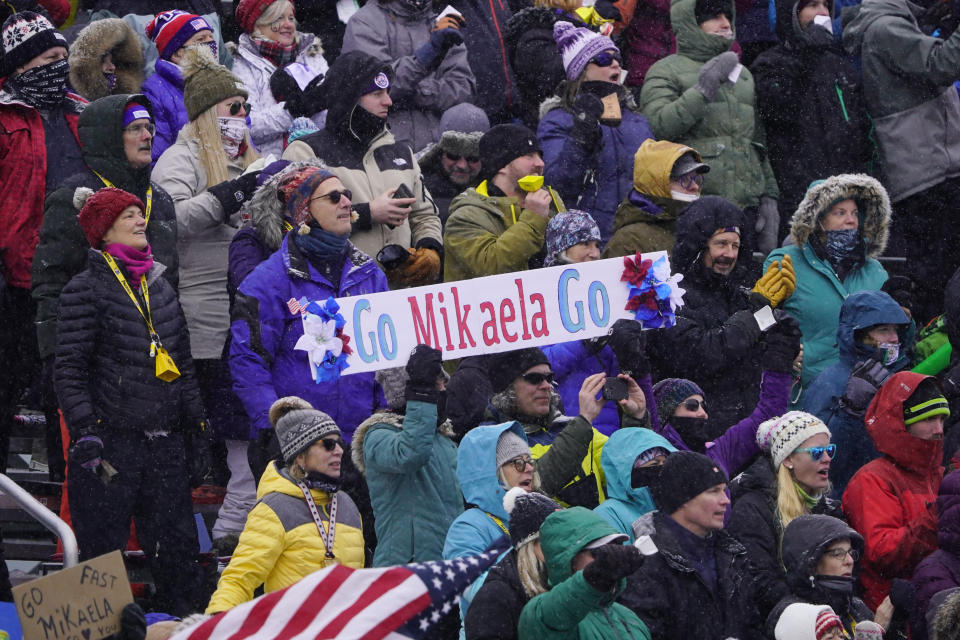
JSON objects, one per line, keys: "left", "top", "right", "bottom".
{"left": 789, "top": 174, "right": 891, "bottom": 258}
{"left": 68, "top": 18, "right": 143, "bottom": 102}
{"left": 351, "top": 411, "right": 454, "bottom": 474}
{"left": 242, "top": 159, "right": 330, "bottom": 253}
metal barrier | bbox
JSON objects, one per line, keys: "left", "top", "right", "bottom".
{"left": 0, "top": 474, "right": 77, "bottom": 567}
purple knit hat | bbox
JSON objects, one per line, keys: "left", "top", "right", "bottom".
{"left": 544, "top": 209, "right": 602, "bottom": 267}
{"left": 553, "top": 21, "right": 617, "bottom": 82}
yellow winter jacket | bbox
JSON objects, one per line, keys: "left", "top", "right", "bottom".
{"left": 206, "top": 462, "right": 364, "bottom": 613}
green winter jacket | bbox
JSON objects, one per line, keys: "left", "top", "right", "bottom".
{"left": 640, "top": 0, "right": 778, "bottom": 209}
{"left": 518, "top": 507, "right": 651, "bottom": 640}
{"left": 443, "top": 180, "right": 564, "bottom": 282}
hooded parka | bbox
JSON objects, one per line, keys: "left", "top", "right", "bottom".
{"left": 842, "top": 371, "right": 944, "bottom": 610}
{"left": 640, "top": 0, "right": 778, "bottom": 211}
{"left": 142, "top": 59, "right": 188, "bottom": 164}
{"left": 911, "top": 470, "right": 960, "bottom": 640}
{"left": 32, "top": 94, "right": 179, "bottom": 360}
{"left": 67, "top": 19, "right": 144, "bottom": 102}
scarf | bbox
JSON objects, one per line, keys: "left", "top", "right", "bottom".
{"left": 793, "top": 481, "right": 822, "bottom": 510}
{"left": 304, "top": 470, "right": 341, "bottom": 493}
{"left": 823, "top": 228, "right": 860, "bottom": 268}
{"left": 347, "top": 104, "right": 387, "bottom": 145}
{"left": 10, "top": 59, "right": 69, "bottom": 111}
{"left": 218, "top": 117, "right": 247, "bottom": 158}
{"left": 104, "top": 243, "right": 154, "bottom": 289}
{"left": 294, "top": 225, "right": 349, "bottom": 260}
{"left": 252, "top": 35, "right": 299, "bottom": 68}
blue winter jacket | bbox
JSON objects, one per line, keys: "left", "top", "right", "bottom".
{"left": 802, "top": 290, "right": 911, "bottom": 497}
{"left": 142, "top": 59, "right": 188, "bottom": 165}
{"left": 542, "top": 341, "right": 621, "bottom": 435}
{"left": 594, "top": 428, "right": 677, "bottom": 540}
{"left": 229, "top": 235, "right": 388, "bottom": 440}
{"left": 538, "top": 99, "right": 655, "bottom": 242}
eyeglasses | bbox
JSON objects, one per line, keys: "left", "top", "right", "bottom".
{"left": 444, "top": 152, "right": 480, "bottom": 164}
{"left": 311, "top": 189, "right": 352, "bottom": 204}
{"left": 590, "top": 51, "right": 622, "bottom": 67}
{"left": 505, "top": 455, "right": 534, "bottom": 472}
{"left": 677, "top": 172, "right": 705, "bottom": 190}
{"left": 228, "top": 101, "right": 252, "bottom": 117}
{"left": 794, "top": 444, "right": 837, "bottom": 461}
{"left": 520, "top": 372, "right": 555, "bottom": 386}
{"left": 123, "top": 123, "right": 155, "bottom": 136}
{"left": 823, "top": 547, "right": 859, "bottom": 561}
{"left": 682, "top": 398, "right": 707, "bottom": 412}
{"left": 320, "top": 437, "right": 344, "bottom": 452}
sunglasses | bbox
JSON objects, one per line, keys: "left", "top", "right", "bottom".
{"left": 795, "top": 444, "right": 837, "bottom": 461}
{"left": 311, "top": 189, "right": 353, "bottom": 204}
{"left": 677, "top": 172, "right": 705, "bottom": 190}
{"left": 823, "top": 547, "right": 860, "bottom": 561}
{"left": 590, "top": 51, "right": 622, "bottom": 67}
{"left": 228, "top": 101, "right": 252, "bottom": 117}
{"left": 682, "top": 398, "right": 707, "bottom": 412}
{"left": 320, "top": 437, "right": 344, "bottom": 451}
{"left": 505, "top": 455, "right": 534, "bottom": 473}
{"left": 520, "top": 372, "right": 555, "bottom": 386}
{"left": 445, "top": 151, "right": 480, "bottom": 163}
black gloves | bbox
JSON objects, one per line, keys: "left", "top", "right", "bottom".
{"left": 109, "top": 603, "right": 147, "bottom": 640}
{"left": 406, "top": 344, "right": 443, "bottom": 404}
{"left": 570, "top": 93, "right": 604, "bottom": 148}
{"left": 184, "top": 421, "right": 213, "bottom": 488}
{"left": 695, "top": 51, "right": 739, "bottom": 101}
{"left": 725, "top": 309, "right": 763, "bottom": 346}
{"left": 761, "top": 311, "right": 802, "bottom": 373}
{"left": 208, "top": 171, "right": 261, "bottom": 219}
{"left": 607, "top": 318, "right": 649, "bottom": 377}
{"left": 594, "top": 0, "right": 622, "bottom": 21}
{"left": 839, "top": 356, "right": 891, "bottom": 416}
{"left": 582, "top": 544, "right": 644, "bottom": 591}
{"left": 271, "top": 69, "right": 324, "bottom": 118}
{"left": 70, "top": 435, "right": 103, "bottom": 471}
{"left": 414, "top": 28, "right": 463, "bottom": 71}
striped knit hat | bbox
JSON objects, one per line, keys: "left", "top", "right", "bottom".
{"left": 1, "top": 11, "right": 66, "bottom": 76}
{"left": 814, "top": 609, "right": 843, "bottom": 640}
{"left": 146, "top": 10, "right": 212, "bottom": 61}
{"left": 904, "top": 378, "right": 950, "bottom": 426}
{"left": 756, "top": 411, "right": 831, "bottom": 468}
{"left": 277, "top": 166, "right": 337, "bottom": 226}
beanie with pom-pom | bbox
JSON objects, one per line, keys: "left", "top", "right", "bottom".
{"left": 755, "top": 411, "right": 830, "bottom": 469}
{"left": 180, "top": 45, "right": 247, "bottom": 121}
{"left": 75, "top": 187, "right": 145, "bottom": 249}
{"left": 269, "top": 396, "right": 341, "bottom": 464}
{"left": 503, "top": 487, "right": 559, "bottom": 548}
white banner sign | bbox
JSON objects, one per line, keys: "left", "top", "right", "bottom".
{"left": 295, "top": 253, "right": 674, "bottom": 376}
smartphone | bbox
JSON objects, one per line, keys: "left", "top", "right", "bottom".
{"left": 599, "top": 93, "right": 622, "bottom": 127}
{"left": 393, "top": 184, "right": 414, "bottom": 200}
{"left": 601, "top": 377, "right": 628, "bottom": 401}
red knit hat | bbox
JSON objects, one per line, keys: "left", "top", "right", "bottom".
{"left": 75, "top": 187, "right": 145, "bottom": 249}
{"left": 814, "top": 609, "right": 843, "bottom": 640}
{"left": 236, "top": 0, "right": 286, "bottom": 34}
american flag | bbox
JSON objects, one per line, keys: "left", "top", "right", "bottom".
{"left": 287, "top": 297, "right": 309, "bottom": 315}
{"left": 169, "top": 536, "right": 510, "bottom": 640}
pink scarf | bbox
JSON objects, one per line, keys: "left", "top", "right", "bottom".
{"left": 104, "top": 243, "right": 154, "bottom": 289}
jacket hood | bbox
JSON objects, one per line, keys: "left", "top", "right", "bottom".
{"left": 773, "top": 0, "right": 834, "bottom": 43}
{"left": 380, "top": 0, "right": 434, "bottom": 20}
{"left": 633, "top": 139, "right": 701, "bottom": 199}
{"left": 317, "top": 50, "right": 392, "bottom": 131}
{"left": 835, "top": 290, "right": 911, "bottom": 368}
{"left": 457, "top": 422, "right": 529, "bottom": 519}
{"left": 789, "top": 174, "right": 891, "bottom": 258}
{"left": 540, "top": 507, "right": 625, "bottom": 587}
{"left": 671, "top": 0, "right": 735, "bottom": 61}
{"left": 730, "top": 454, "right": 777, "bottom": 503}
{"left": 68, "top": 19, "right": 144, "bottom": 102}
{"left": 672, "top": 195, "right": 749, "bottom": 274}
{"left": 864, "top": 372, "right": 944, "bottom": 473}
{"left": 610, "top": 193, "right": 672, "bottom": 234}
{"left": 601, "top": 428, "right": 677, "bottom": 508}
{"left": 78, "top": 93, "right": 153, "bottom": 193}
{"left": 938, "top": 470, "right": 960, "bottom": 553}
{"left": 243, "top": 159, "right": 329, "bottom": 253}
{"left": 351, "top": 411, "right": 402, "bottom": 474}
{"left": 256, "top": 460, "right": 332, "bottom": 504}
{"left": 842, "top": 0, "right": 916, "bottom": 58}
{"left": 781, "top": 514, "right": 864, "bottom": 589}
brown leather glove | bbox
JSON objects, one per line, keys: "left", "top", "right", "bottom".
{"left": 387, "top": 248, "right": 441, "bottom": 288}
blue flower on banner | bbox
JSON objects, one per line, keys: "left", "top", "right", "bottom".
{"left": 621, "top": 253, "right": 686, "bottom": 329}
{"left": 295, "top": 297, "right": 353, "bottom": 383}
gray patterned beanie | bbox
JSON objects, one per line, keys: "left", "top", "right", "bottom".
{"left": 270, "top": 396, "right": 341, "bottom": 464}
{"left": 756, "top": 411, "right": 831, "bottom": 468}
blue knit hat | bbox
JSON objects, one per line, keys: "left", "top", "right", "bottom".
{"left": 544, "top": 210, "right": 602, "bottom": 267}
{"left": 653, "top": 378, "right": 705, "bottom": 421}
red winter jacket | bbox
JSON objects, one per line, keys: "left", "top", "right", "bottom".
{"left": 842, "top": 372, "right": 944, "bottom": 610}
{"left": 0, "top": 82, "right": 83, "bottom": 289}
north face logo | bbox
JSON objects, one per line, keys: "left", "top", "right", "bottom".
{"left": 393, "top": 158, "right": 407, "bottom": 167}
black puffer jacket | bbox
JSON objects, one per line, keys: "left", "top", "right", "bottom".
{"left": 620, "top": 511, "right": 758, "bottom": 640}
{"left": 766, "top": 514, "right": 872, "bottom": 638}
{"left": 727, "top": 456, "right": 846, "bottom": 628}
{"left": 55, "top": 250, "right": 202, "bottom": 437}
{"left": 750, "top": 0, "right": 871, "bottom": 238}
{"left": 651, "top": 196, "right": 763, "bottom": 437}
{"left": 32, "top": 94, "right": 179, "bottom": 360}
{"left": 464, "top": 550, "right": 528, "bottom": 640}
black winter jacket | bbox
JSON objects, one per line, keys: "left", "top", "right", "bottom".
{"left": 32, "top": 94, "right": 178, "bottom": 360}
{"left": 620, "top": 511, "right": 757, "bottom": 640}
{"left": 55, "top": 250, "right": 202, "bottom": 438}
{"left": 727, "top": 456, "right": 846, "bottom": 628}
{"left": 464, "top": 550, "right": 528, "bottom": 640}
{"left": 750, "top": 0, "right": 871, "bottom": 231}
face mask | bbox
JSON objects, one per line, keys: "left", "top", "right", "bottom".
{"left": 878, "top": 341, "right": 900, "bottom": 366}
{"left": 823, "top": 228, "right": 859, "bottom": 262}
{"left": 631, "top": 465, "right": 662, "bottom": 489}
{"left": 814, "top": 574, "right": 855, "bottom": 594}
{"left": 303, "top": 470, "right": 340, "bottom": 492}
{"left": 218, "top": 116, "right": 247, "bottom": 158}
{"left": 104, "top": 73, "right": 117, "bottom": 91}
{"left": 671, "top": 190, "right": 700, "bottom": 202}
{"left": 11, "top": 58, "right": 70, "bottom": 110}
{"left": 670, "top": 416, "right": 710, "bottom": 452}
{"left": 195, "top": 40, "right": 218, "bottom": 59}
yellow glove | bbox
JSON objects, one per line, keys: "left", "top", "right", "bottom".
{"left": 752, "top": 254, "right": 796, "bottom": 307}
{"left": 386, "top": 248, "right": 442, "bottom": 288}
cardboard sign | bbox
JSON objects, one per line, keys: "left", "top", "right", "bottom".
{"left": 303, "top": 254, "right": 671, "bottom": 375}
{"left": 14, "top": 551, "right": 132, "bottom": 640}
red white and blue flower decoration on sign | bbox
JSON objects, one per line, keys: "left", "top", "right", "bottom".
{"left": 621, "top": 252, "right": 685, "bottom": 329}
{"left": 289, "top": 296, "right": 353, "bottom": 382}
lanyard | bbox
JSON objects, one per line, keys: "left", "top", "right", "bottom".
{"left": 484, "top": 511, "right": 509, "bottom": 536}
{"left": 93, "top": 172, "right": 153, "bottom": 226}
{"left": 101, "top": 252, "right": 161, "bottom": 354}
{"left": 299, "top": 483, "right": 338, "bottom": 559}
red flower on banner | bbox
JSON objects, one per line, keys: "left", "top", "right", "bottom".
{"left": 621, "top": 252, "right": 653, "bottom": 288}
{"left": 338, "top": 330, "right": 353, "bottom": 357}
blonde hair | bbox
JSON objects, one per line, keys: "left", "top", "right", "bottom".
{"left": 775, "top": 462, "right": 807, "bottom": 529}
{"left": 533, "top": 0, "right": 582, "bottom": 11}
{"left": 254, "top": 0, "right": 299, "bottom": 41}
{"left": 184, "top": 106, "right": 259, "bottom": 188}
{"left": 516, "top": 541, "right": 548, "bottom": 598}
